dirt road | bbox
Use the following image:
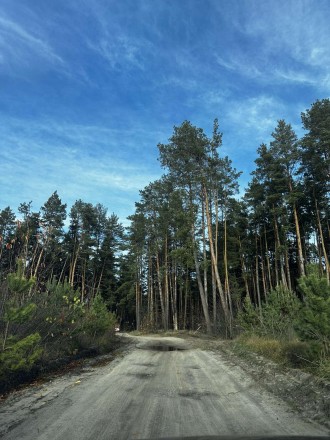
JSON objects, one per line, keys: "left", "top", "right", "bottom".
{"left": 0, "top": 334, "right": 329, "bottom": 439}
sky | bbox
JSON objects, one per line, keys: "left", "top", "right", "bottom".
{"left": 0, "top": 0, "right": 329, "bottom": 225}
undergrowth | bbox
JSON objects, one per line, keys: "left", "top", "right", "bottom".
{"left": 233, "top": 334, "right": 330, "bottom": 381}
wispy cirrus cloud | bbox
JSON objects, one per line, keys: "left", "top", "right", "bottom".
{"left": 87, "top": 35, "right": 151, "bottom": 71}
{"left": 0, "top": 116, "right": 162, "bottom": 219}
{"left": 224, "top": 95, "right": 286, "bottom": 145}
{"left": 211, "top": 0, "right": 330, "bottom": 92}
{"left": 0, "top": 13, "right": 65, "bottom": 72}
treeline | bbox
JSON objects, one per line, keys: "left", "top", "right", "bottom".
{"left": 128, "top": 98, "right": 329, "bottom": 338}
{"left": 0, "top": 197, "right": 134, "bottom": 390}
{"left": 0, "top": 98, "right": 329, "bottom": 386}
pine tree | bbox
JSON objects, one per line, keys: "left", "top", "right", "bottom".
{"left": 300, "top": 99, "right": 330, "bottom": 282}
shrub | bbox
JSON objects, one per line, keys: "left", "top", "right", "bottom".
{"left": 295, "top": 273, "right": 330, "bottom": 352}
{"left": 238, "top": 335, "right": 283, "bottom": 362}
{"left": 237, "top": 295, "right": 260, "bottom": 333}
{"left": 260, "top": 286, "right": 299, "bottom": 340}
{"left": 74, "top": 295, "right": 116, "bottom": 352}
{"left": 237, "top": 286, "right": 299, "bottom": 340}
{"left": 83, "top": 295, "right": 116, "bottom": 337}
{"left": 0, "top": 260, "right": 41, "bottom": 382}
{"left": 318, "top": 358, "right": 330, "bottom": 381}
{"left": 0, "top": 333, "right": 42, "bottom": 381}
{"left": 281, "top": 340, "right": 322, "bottom": 368}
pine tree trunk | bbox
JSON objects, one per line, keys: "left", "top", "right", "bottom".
{"left": 33, "top": 247, "right": 44, "bottom": 278}
{"left": 148, "top": 254, "right": 154, "bottom": 328}
{"left": 213, "top": 190, "right": 219, "bottom": 328}
{"left": 264, "top": 226, "right": 273, "bottom": 291}
{"left": 202, "top": 184, "right": 230, "bottom": 333}
{"left": 164, "top": 235, "right": 169, "bottom": 330}
{"left": 69, "top": 245, "right": 79, "bottom": 287}
{"left": 192, "top": 234, "right": 212, "bottom": 334}
{"left": 81, "top": 258, "right": 86, "bottom": 302}
{"left": 183, "top": 267, "right": 188, "bottom": 330}
{"left": 315, "top": 199, "right": 330, "bottom": 283}
{"left": 288, "top": 180, "right": 305, "bottom": 277}
{"left": 212, "top": 265, "right": 217, "bottom": 329}
{"left": 135, "top": 281, "right": 140, "bottom": 331}
{"left": 171, "top": 263, "right": 178, "bottom": 331}
{"left": 273, "top": 209, "right": 287, "bottom": 288}
{"left": 293, "top": 203, "right": 306, "bottom": 277}
{"left": 202, "top": 201, "right": 208, "bottom": 308}
{"left": 224, "top": 210, "right": 230, "bottom": 300}
{"left": 156, "top": 252, "right": 166, "bottom": 329}
{"left": 239, "top": 237, "right": 250, "bottom": 300}
{"left": 255, "top": 232, "right": 262, "bottom": 316}
{"left": 261, "top": 256, "right": 267, "bottom": 298}
{"left": 285, "top": 248, "right": 292, "bottom": 291}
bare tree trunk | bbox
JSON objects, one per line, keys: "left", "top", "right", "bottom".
{"left": 164, "top": 235, "right": 169, "bottom": 330}
{"left": 239, "top": 237, "right": 250, "bottom": 300}
{"left": 264, "top": 226, "right": 273, "bottom": 292}
{"left": 33, "top": 247, "right": 44, "bottom": 278}
{"left": 202, "top": 201, "right": 208, "bottom": 308}
{"left": 183, "top": 267, "right": 188, "bottom": 330}
{"left": 284, "top": 248, "right": 292, "bottom": 291}
{"left": 135, "top": 281, "right": 140, "bottom": 331}
{"left": 315, "top": 199, "right": 330, "bottom": 283}
{"left": 289, "top": 180, "right": 305, "bottom": 277}
{"left": 202, "top": 185, "right": 230, "bottom": 334}
{"left": 261, "top": 256, "right": 267, "bottom": 299}
{"left": 273, "top": 210, "right": 287, "bottom": 288}
{"left": 255, "top": 232, "right": 262, "bottom": 317}
{"left": 156, "top": 252, "right": 166, "bottom": 329}
{"left": 213, "top": 189, "right": 219, "bottom": 329}
{"left": 58, "top": 256, "right": 68, "bottom": 283}
{"left": 29, "top": 242, "right": 39, "bottom": 277}
{"left": 148, "top": 253, "right": 154, "bottom": 328}
{"left": 81, "top": 258, "right": 86, "bottom": 302}
{"left": 96, "top": 265, "right": 104, "bottom": 298}
{"left": 224, "top": 209, "right": 230, "bottom": 299}
{"left": 171, "top": 262, "right": 178, "bottom": 331}
{"left": 192, "top": 234, "right": 212, "bottom": 334}
{"left": 69, "top": 246, "right": 79, "bottom": 287}
{"left": 212, "top": 265, "right": 217, "bottom": 329}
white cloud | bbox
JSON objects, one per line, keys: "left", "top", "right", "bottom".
{"left": 87, "top": 35, "right": 149, "bottom": 71}
{"left": 0, "top": 115, "right": 162, "bottom": 221}
{"left": 0, "top": 14, "right": 65, "bottom": 69}
{"left": 212, "top": 0, "right": 330, "bottom": 92}
{"left": 215, "top": 54, "right": 261, "bottom": 79}
{"left": 225, "top": 95, "right": 285, "bottom": 142}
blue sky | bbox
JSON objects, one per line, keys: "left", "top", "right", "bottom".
{"left": 0, "top": 0, "right": 329, "bottom": 225}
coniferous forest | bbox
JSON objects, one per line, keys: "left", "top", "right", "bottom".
{"left": 1, "top": 98, "right": 329, "bottom": 388}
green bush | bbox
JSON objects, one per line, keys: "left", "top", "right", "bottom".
{"left": 82, "top": 295, "right": 116, "bottom": 338}
{"left": 0, "top": 260, "right": 41, "bottom": 382}
{"left": 4, "top": 302, "right": 37, "bottom": 324}
{"left": 72, "top": 295, "right": 116, "bottom": 353}
{"left": 0, "top": 333, "right": 42, "bottom": 380}
{"left": 237, "top": 295, "right": 260, "bottom": 333}
{"left": 261, "top": 286, "right": 299, "bottom": 339}
{"left": 7, "top": 258, "right": 36, "bottom": 297}
{"left": 295, "top": 273, "right": 330, "bottom": 352}
{"left": 281, "top": 340, "right": 322, "bottom": 368}
{"left": 238, "top": 286, "right": 299, "bottom": 340}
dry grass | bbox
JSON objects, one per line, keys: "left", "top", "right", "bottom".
{"left": 237, "top": 335, "right": 283, "bottom": 362}
{"left": 234, "top": 334, "right": 330, "bottom": 381}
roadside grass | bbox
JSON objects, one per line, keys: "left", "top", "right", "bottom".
{"left": 232, "top": 334, "right": 330, "bottom": 381}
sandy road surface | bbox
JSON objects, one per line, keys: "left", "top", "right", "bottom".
{"left": 0, "top": 334, "right": 329, "bottom": 439}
